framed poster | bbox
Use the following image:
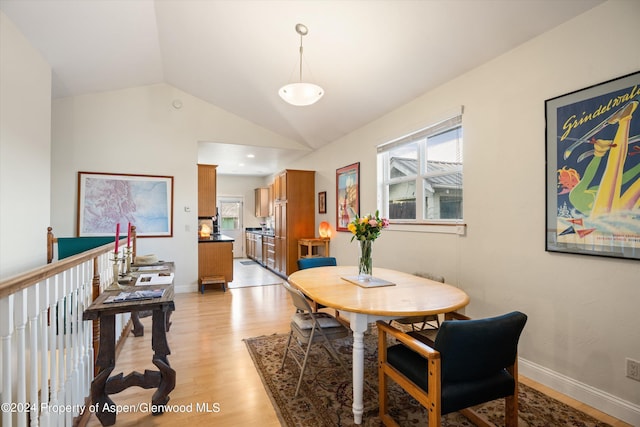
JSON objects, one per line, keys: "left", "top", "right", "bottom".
{"left": 545, "top": 71, "right": 640, "bottom": 260}
{"left": 336, "top": 162, "right": 360, "bottom": 232}
{"left": 318, "top": 191, "right": 327, "bottom": 214}
{"left": 78, "top": 171, "right": 174, "bottom": 237}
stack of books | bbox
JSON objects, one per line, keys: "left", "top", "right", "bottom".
{"left": 104, "top": 289, "right": 165, "bottom": 304}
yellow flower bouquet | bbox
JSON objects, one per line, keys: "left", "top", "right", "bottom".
{"left": 348, "top": 211, "right": 389, "bottom": 277}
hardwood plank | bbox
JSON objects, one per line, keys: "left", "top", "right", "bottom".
{"left": 519, "top": 376, "right": 632, "bottom": 427}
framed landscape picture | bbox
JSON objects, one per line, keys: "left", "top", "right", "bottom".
{"left": 545, "top": 71, "right": 640, "bottom": 260}
{"left": 336, "top": 162, "right": 360, "bottom": 232}
{"left": 78, "top": 171, "right": 174, "bottom": 237}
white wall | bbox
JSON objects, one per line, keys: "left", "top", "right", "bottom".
{"left": 0, "top": 11, "right": 51, "bottom": 279}
{"left": 290, "top": 1, "right": 640, "bottom": 422}
{"left": 50, "top": 84, "right": 302, "bottom": 293}
{"left": 3, "top": 1, "right": 639, "bottom": 423}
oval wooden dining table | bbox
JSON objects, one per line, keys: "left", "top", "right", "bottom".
{"left": 287, "top": 265, "right": 470, "bottom": 425}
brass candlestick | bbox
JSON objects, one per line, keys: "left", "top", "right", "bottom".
{"left": 107, "top": 252, "right": 123, "bottom": 290}
{"left": 121, "top": 251, "right": 128, "bottom": 276}
{"left": 125, "top": 246, "right": 132, "bottom": 274}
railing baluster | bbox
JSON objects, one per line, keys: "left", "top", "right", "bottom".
{"left": 77, "top": 263, "right": 87, "bottom": 401}
{"left": 28, "top": 284, "right": 40, "bottom": 427}
{"left": 48, "top": 274, "right": 60, "bottom": 427}
{"left": 15, "top": 289, "right": 28, "bottom": 427}
{"left": 85, "top": 260, "right": 94, "bottom": 398}
{"left": 70, "top": 265, "right": 80, "bottom": 419}
{"left": 39, "top": 279, "right": 50, "bottom": 427}
{"left": 63, "top": 268, "right": 73, "bottom": 426}
{"left": 1, "top": 294, "right": 14, "bottom": 427}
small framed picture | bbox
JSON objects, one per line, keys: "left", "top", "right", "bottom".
{"left": 318, "top": 191, "right": 327, "bottom": 214}
{"left": 336, "top": 162, "right": 360, "bottom": 232}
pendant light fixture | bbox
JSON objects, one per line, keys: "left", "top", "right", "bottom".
{"left": 279, "top": 23, "right": 324, "bottom": 106}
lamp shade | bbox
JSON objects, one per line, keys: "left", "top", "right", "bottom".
{"left": 279, "top": 82, "right": 324, "bottom": 106}
{"left": 318, "top": 221, "right": 332, "bottom": 238}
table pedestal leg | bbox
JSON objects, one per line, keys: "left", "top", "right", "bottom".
{"left": 91, "top": 315, "right": 117, "bottom": 426}
{"left": 150, "top": 308, "right": 175, "bottom": 414}
{"left": 131, "top": 312, "right": 144, "bottom": 337}
{"left": 350, "top": 313, "right": 368, "bottom": 425}
{"left": 132, "top": 311, "right": 172, "bottom": 337}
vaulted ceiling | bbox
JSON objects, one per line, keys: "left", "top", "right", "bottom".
{"left": 1, "top": 0, "right": 604, "bottom": 174}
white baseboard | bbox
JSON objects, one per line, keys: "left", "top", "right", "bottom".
{"left": 519, "top": 357, "right": 640, "bottom": 426}
{"left": 174, "top": 283, "right": 198, "bottom": 293}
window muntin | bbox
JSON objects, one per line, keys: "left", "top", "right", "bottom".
{"left": 378, "top": 115, "right": 463, "bottom": 223}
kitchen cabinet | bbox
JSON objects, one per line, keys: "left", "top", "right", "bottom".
{"left": 246, "top": 231, "right": 262, "bottom": 261}
{"left": 254, "top": 187, "right": 270, "bottom": 217}
{"left": 272, "top": 169, "right": 315, "bottom": 277}
{"left": 273, "top": 171, "right": 287, "bottom": 201}
{"left": 246, "top": 232, "right": 255, "bottom": 259}
{"left": 198, "top": 164, "right": 217, "bottom": 217}
{"left": 264, "top": 235, "right": 275, "bottom": 269}
{"left": 274, "top": 202, "right": 286, "bottom": 274}
{"left": 198, "top": 237, "right": 234, "bottom": 291}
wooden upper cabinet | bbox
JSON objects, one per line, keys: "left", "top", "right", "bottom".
{"left": 198, "top": 164, "right": 217, "bottom": 217}
{"left": 255, "top": 187, "right": 270, "bottom": 217}
{"left": 274, "top": 172, "right": 287, "bottom": 201}
{"left": 268, "top": 182, "right": 274, "bottom": 216}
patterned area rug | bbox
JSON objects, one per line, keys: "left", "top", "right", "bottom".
{"left": 245, "top": 328, "right": 612, "bottom": 427}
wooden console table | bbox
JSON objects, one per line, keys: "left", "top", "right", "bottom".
{"left": 83, "top": 284, "right": 176, "bottom": 426}
{"left": 126, "top": 262, "right": 174, "bottom": 337}
{"left": 297, "top": 238, "right": 330, "bottom": 259}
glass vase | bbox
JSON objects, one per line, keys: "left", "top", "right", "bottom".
{"left": 358, "top": 240, "right": 373, "bottom": 280}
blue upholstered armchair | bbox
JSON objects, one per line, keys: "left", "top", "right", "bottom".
{"left": 377, "top": 311, "right": 527, "bottom": 427}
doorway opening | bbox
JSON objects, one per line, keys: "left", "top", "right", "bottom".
{"left": 217, "top": 196, "right": 244, "bottom": 257}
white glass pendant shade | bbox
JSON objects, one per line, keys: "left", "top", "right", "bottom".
{"left": 279, "top": 23, "right": 324, "bottom": 106}
{"left": 278, "top": 82, "right": 324, "bottom": 106}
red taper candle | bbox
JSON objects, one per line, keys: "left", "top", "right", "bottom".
{"left": 115, "top": 223, "right": 120, "bottom": 253}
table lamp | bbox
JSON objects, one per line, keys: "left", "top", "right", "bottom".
{"left": 319, "top": 221, "right": 332, "bottom": 239}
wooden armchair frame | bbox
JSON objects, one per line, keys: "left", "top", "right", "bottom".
{"left": 377, "top": 314, "right": 522, "bottom": 427}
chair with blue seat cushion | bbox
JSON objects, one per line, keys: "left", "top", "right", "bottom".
{"left": 296, "top": 257, "right": 337, "bottom": 312}
{"left": 297, "top": 256, "right": 337, "bottom": 270}
{"left": 377, "top": 311, "right": 527, "bottom": 427}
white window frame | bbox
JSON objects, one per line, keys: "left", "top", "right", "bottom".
{"left": 377, "top": 110, "right": 465, "bottom": 234}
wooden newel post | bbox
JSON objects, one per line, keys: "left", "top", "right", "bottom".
{"left": 47, "top": 227, "right": 54, "bottom": 264}
{"left": 92, "top": 256, "right": 101, "bottom": 369}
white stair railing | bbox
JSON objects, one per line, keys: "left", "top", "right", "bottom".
{"left": 0, "top": 240, "right": 130, "bottom": 427}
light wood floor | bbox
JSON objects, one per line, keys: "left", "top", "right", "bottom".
{"left": 85, "top": 277, "right": 631, "bottom": 426}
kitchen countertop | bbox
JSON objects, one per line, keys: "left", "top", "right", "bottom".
{"left": 198, "top": 234, "right": 235, "bottom": 243}
{"left": 245, "top": 228, "right": 275, "bottom": 237}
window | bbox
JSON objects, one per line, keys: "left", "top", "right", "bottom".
{"left": 378, "top": 114, "right": 463, "bottom": 223}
